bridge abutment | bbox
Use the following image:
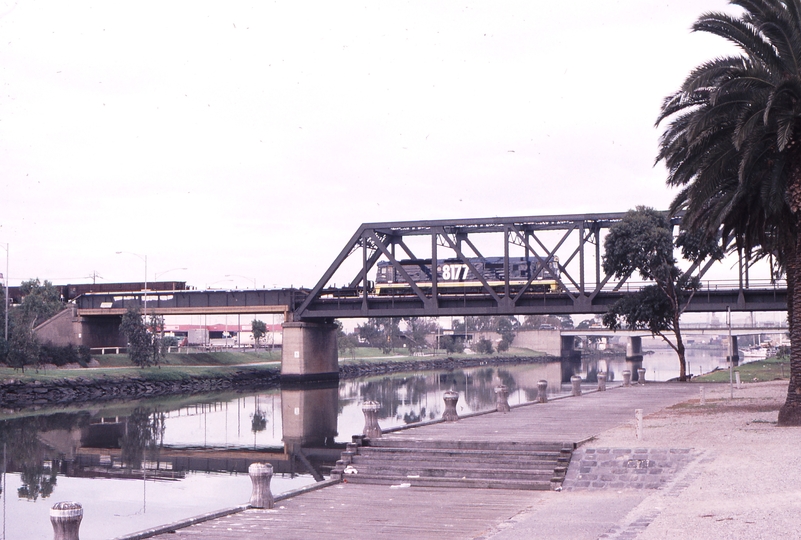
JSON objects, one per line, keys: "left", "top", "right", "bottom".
{"left": 281, "top": 321, "right": 339, "bottom": 383}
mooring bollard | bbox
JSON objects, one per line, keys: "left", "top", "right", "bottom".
{"left": 537, "top": 380, "right": 548, "bottom": 403}
{"left": 494, "top": 385, "right": 511, "bottom": 413}
{"left": 700, "top": 385, "right": 706, "bottom": 405}
{"left": 361, "top": 401, "right": 382, "bottom": 438}
{"left": 442, "top": 390, "right": 459, "bottom": 421}
{"left": 635, "top": 409, "right": 643, "bottom": 441}
{"left": 637, "top": 368, "right": 646, "bottom": 384}
{"left": 571, "top": 375, "right": 582, "bottom": 397}
{"left": 597, "top": 372, "right": 607, "bottom": 391}
{"left": 51, "top": 501, "right": 82, "bottom": 540}
{"left": 248, "top": 462, "right": 275, "bottom": 509}
{"left": 622, "top": 370, "right": 632, "bottom": 387}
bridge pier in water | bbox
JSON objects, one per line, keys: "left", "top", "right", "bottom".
{"left": 281, "top": 321, "right": 339, "bottom": 383}
{"left": 626, "top": 336, "right": 644, "bottom": 382}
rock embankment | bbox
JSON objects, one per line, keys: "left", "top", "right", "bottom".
{"left": 338, "top": 354, "right": 554, "bottom": 378}
{"left": 0, "top": 369, "right": 281, "bottom": 409}
{"left": 0, "top": 354, "right": 553, "bottom": 409}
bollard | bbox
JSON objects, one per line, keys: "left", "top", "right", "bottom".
{"left": 700, "top": 385, "right": 705, "bottom": 406}
{"left": 735, "top": 371, "right": 741, "bottom": 389}
{"left": 537, "top": 380, "right": 548, "bottom": 403}
{"left": 635, "top": 409, "right": 643, "bottom": 441}
{"left": 361, "top": 401, "right": 382, "bottom": 439}
{"left": 494, "top": 385, "right": 511, "bottom": 413}
{"left": 637, "top": 368, "right": 646, "bottom": 384}
{"left": 571, "top": 375, "right": 582, "bottom": 397}
{"left": 248, "top": 462, "right": 275, "bottom": 509}
{"left": 622, "top": 370, "right": 632, "bottom": 387}
{"left": 442, "top": 390, "right": 459, "bottom": 421}
{"left": 597, "top": 372, "right": 607, "bottom": 391}
{"left": 51, "top": 502, "right": 82, "bottom": 540}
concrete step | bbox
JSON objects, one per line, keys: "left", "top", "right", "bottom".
{"left": 358, "top": 446, "right": 568, "bottom": 461}
{"left": 367, "top": 438, "right": 572, "bottom": 453}
{"left": 345, "top": 463, "right": 558, "bottom": 481}
{"left": 342, "top": 473, "right": 554, "bottom": 491}
{"left": 352, "top": 454, "right": 563, "bottom": 470}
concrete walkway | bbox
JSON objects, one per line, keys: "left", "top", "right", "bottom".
{"left": 132, "top": 383, "right": 703, "bottom": 540}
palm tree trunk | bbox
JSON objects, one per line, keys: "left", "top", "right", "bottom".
{"left": 778, "top": 215, "right": 801, "bottom": 425}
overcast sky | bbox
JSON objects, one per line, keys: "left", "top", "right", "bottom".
{"left": 1, "top": 0, "right": 742, "bottom": 290}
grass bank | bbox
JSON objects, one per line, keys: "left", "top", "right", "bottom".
{"left": 0, "top": 347, "right": 546, "bottom": 384}
{"left": 692, "top": 354, "right": 790, "bottom": 383}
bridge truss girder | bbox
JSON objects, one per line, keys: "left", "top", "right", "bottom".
{"left": 292, "top": 212, "right": 723, "bottom": 320}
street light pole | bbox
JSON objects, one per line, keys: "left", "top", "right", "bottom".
{"left": 2, "top": 243, "right": 8, "bottom": 342}
{"left": 225, "top": 275, "right": 257, "bottom": 289}
{"left": 117, "top": 252, "right": 148, "bottom": 318}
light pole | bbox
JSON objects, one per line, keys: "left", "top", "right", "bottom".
{"left": 225, "top": 275, "right": 258, "bottom": 289}
{"left": 1, "top": 243, "right": 7, "bottom": 342}
{"left": 155, "top": 268, "right": 187, "bottom": 289}
{"left": 117, "top": 252, "right": 148, "bottom": 318}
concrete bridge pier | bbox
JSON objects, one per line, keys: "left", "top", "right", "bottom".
{"left": 626, "top": 336, "right": 644, "bottom": 382}
{"left": 560, "top": 336, "right": 581, "bottom": 382}
{"left": 727, "top": 335, "right": 740, "bottom": 367}
{"left": 281, "top": 321, "right": 339, "bottom": 383}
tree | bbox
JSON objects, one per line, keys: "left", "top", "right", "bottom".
{"left": 655, "top": 0, "right": 801, "bottom": 423}
{"left": 120, "top": 307, "right": 164, "bottom": 368}
{"left": 357, "top": 318, "right": 401, "bottom": 353}
{"left": 5, "top": 279, "right": 64, "bottom": 370}
{"left": 252, "top": 319, "right": 267, "bottom": 349}
{"left": 602, "top": 207, "right": 713, "bottom": 381}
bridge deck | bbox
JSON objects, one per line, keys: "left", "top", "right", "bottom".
{"left": 145, "top": 383, "right": 699, "bottom": 540}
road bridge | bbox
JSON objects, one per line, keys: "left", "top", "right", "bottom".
{"left": 58, "top": 212, "right": 787, "bottom": 381}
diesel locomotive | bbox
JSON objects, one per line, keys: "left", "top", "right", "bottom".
{"left": 374, "top": 257, "right": 561, "bottom": 295}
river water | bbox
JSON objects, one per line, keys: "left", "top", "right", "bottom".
{"left": 3, "top": 347, "right": 732, "bottom": 540}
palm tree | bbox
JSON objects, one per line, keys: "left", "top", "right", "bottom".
{"left": 656, "top": 0, "right": 801, "bottom": 425}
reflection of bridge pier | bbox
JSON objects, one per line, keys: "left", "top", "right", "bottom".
{"left": 280, "top": 382, "right": 339, "bottom": 449}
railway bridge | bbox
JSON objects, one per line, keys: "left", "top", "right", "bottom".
{"left": 58, "top": 212, "right": 786, "bottom": 381}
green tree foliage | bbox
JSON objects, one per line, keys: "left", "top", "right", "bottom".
{"left": 357, "top": 318, "right": 401, "bottom": 353}
{"left": 474, "top": 338, "right": 494, "bottom": 355}
{"left": 602, "top": 207, "right": 708, "bottom": 381}
{"left": 655, "top": 0, "right": 801, "bottom": 422}
{"left": 402, "top": 317, "right": 438, "bottom": 353}
{"left": 120, "top": 307, "right": 165, "bottom": 368}
{"left": 439, "top": 334, "right": 465, "bottom": 354}
{"left": 4, "top": 279, "right": 64, "bottom": 370}
{"left": 252, "top": 319, "right": 267, "bottom": 349}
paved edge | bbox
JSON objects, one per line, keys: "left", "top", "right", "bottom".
{"left": 110, "top": 478, "right": 341, "bottom": 540}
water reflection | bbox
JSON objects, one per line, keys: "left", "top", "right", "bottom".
{"left": 0, "top": 353, "right": 734, "bottom": 539}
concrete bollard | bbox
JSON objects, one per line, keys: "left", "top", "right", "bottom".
{"left": 537, "top": 380, "right": 548, "bottom": 403}
{"left": 495, "top": 385, "right": 511, "bottom": 413}
{"left": 571, "top": 375, "right": 582, "bottom": 397}
{"left": 361, "top": 401, "right": 382, "bottom": 439}
{"left": 700, "top": 385, "right": 705, "bottom": 406}
{"left": 248, "top": 462, "right": 275, "bottom": 509}
{"left": 637, "top": 368, "right": 646, "bottom": 384}
{"left": 735, "top": 371, "right": 741, "bottom": 389}
{"left": 51, "top": 502, "right": 83, "bottom": 540}
{"left": 442, "top": 390, "right": 459, "bottom": 421}
{"left": 622, "top": 370, "right": 632, "bottom": 387}
{"left": 597, "top": 372, "right": 607, "bottom": 391}
{"left": 635, "top": 409, "right": 643, "bottom": 441}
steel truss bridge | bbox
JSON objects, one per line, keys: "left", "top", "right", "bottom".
{"left": 75, "top": 212, "right": 787, "bottom": 320}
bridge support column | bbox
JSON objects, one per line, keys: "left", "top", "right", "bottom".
{"left": 281, "top": 321, "right": 339, "bottom": 383}
{"left": 626, "top": 336, "right": 644, "bottom": 382}
{"left": 727, "top": 335, "right": 740, "bottom": 367}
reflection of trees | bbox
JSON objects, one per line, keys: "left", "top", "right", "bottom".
{"left": 251, "top": 409, "right": 267, "bottom": 433}
{"left": 119, "top": 408, "right": 166, "bottom": 470}
{"left": 0, "top": 412, "right": 92, "bottom": 501}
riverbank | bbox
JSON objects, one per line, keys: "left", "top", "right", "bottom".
{"left": 0, "top": 351, "right": 556, "bottom": 409}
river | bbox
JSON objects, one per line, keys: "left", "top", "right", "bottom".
{"left": 2, "top": 347, "right": 733, "bottom": 539}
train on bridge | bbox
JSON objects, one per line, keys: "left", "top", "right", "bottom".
{"left": 373, "top": 256, "right": 561, "bottom": 295}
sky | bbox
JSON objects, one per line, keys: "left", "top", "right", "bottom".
{"left": 0, "top": 0, "right": 746, "bottom": 292}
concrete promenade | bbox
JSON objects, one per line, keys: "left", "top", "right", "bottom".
{"left": 128, "top": 382, "right": 712, "bottom": 540}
